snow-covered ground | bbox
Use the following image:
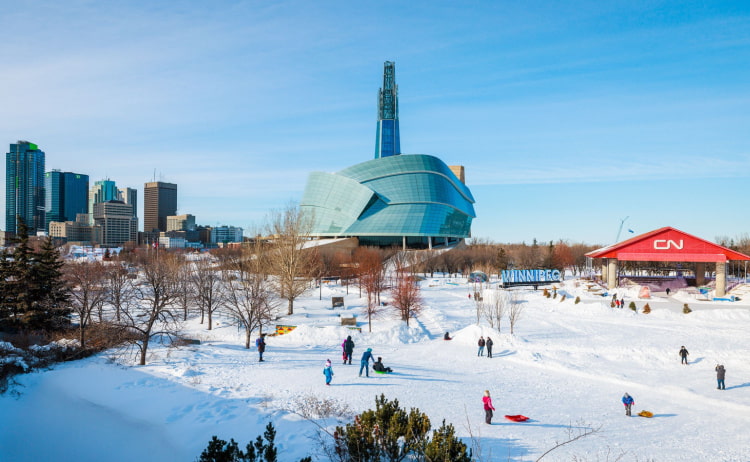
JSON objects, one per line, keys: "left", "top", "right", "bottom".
{"left": 2, "top": 277, "right": 750, "bottom": 461}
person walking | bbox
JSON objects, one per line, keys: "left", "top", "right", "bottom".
{"left": 323, "top": 359, "right": 334, "bottom": 386}
{"left": 482, "top": 390, "right": 495, "bottom": 424}
{"left": 477, "top": 336, "right": 485, "bottom": 356}
{"left": 256, "top": 334, "right": 266, "bottom": 362}
{"left": 679, "top": 346, "right": 689, "bottom": 365}
{"left": 716, "top": 364, "right": 726, "bottom": 390}
{"left": 359, "top": 348, "right": 375, "bottom": 377}
{"left": 622, "top": 393, "right": 634, "bottom": 416}
{"left": 343, "top": 335, "right": 355, "bottom": 365}
{"left": 486, "top": 337, "right": 494, "bottom": 358}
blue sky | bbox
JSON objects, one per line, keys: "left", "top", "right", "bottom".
{"left": 2, "top": 1, "right": 749, "bottom": 245}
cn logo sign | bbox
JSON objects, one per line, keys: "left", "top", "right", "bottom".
{"left": 654, "top": 239, "right": 684, "bottom": 250}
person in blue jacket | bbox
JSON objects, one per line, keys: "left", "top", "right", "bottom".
{"left": 359, "top": 348, "right": 374, "bottom": 377}
{"left": 622, "top": 392, "right": 635, "bottom": 416}
{"left": 323, "top": 359, "right": 334, "bottom": 386}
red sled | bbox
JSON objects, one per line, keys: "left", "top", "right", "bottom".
{"left": 504, "top": 415, "right": 529, "bottom": 422}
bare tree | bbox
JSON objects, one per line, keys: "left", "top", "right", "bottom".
{"left": 222, "top": 240, "right": 279, "bottom": 348}
{"left": 121, "top": 254, "right": 182, "bottom": 365}
{"left": 390, "top": 263, "right": 422, "bottom": 327}
{"left": 268, "top": 204, "right": 316, "bottom": 315}
{"left": 104, "top": 261, "right": 135, "bottom": 322}
{"left": 507, "top": 291, "right": 524, "bottom": 335}
{"left": 174, "top": 258, "right": 194, "bottom": 322}
{"left": 191, "top": 256, "right": 225, "bottom": 330}
{"left": 65, "top": 261, "right": 107, "bottom": 348}
{"left": 354, "top": 247, "right": 385, "bottom": 332}
{"left": 483, "top": 289, "right": 508, "bottom": 332}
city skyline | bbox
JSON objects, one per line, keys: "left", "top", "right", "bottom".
{"left": 2, "top": 1, "right": 749, "bottom": 245}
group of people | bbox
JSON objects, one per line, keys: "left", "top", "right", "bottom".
{"left": 611, "top": 294, "right": 626, "bottom": 308}
{"left": 678, "top": 345, "right": 728, "bottom": 389}
{"left": 477, "top": 336, "right": 494, "bottom": 358}
{"left": 318, "top": 336, "right": 396, "bottom": 385}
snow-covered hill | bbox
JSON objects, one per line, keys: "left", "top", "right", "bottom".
{"left": 2, "top": 277, "right": 749, "bottom": 461}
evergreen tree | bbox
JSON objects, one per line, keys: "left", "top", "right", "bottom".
{"left": 197, "top": 422, "right": 311, "bottom": 462}
{"left": 334, "top": 394, "right": 470, "bottom": 462}
{"left": 1, "top": 217, "right": 71, "bottom": 331}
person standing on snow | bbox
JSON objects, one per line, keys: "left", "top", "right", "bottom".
{"left": 256, "top": 334, "right": 266, "bottom": 362}
{"left": 477, "top": 336, "right": 485, "bottom": 356}
{"left": 343, "top": 335, "right": 355, "bottom": 365}
{"left": 679, "top": 346, "right": 689, "bottom": 365}
{"left": 323, "top": 359, "right": 334, "bottom": 386}
{"left": 482, "top": 390, "right": 496, "bottom": 424}
{"left": 359, "top": 348, "right": 375, "bottom": 377}
{"left": 486, "top": 337, "right": 494, "bottom": 358}
{"left": 622, "top": 393, "right": 634, "bottom": 416}
{"left": 716, "top": 365, "right": 726, "bottom": 390}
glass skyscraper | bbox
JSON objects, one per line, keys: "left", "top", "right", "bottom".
{"left": 45, "top": 170, "right": 89, "bottom": 230}
{"left": 6, "top": 141, "right": 46, "bottom": 234}
{"left": 374, "top": 61, "right": 401, "bottom": 159}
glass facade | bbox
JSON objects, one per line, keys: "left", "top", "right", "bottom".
{"left": 6, "top": 141, "right": 46, "bottom": 234}
{"left": 46, "top": 170, "right": 89, "bottom": 230}
{"left": 300, "top": 154, "right": 475, "bottom": 242}
{"left": 374, "top": 61, "right": 401, "bottom": 159}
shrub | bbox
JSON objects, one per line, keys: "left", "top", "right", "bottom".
{"left": 574, "top": 296, "right": 580, "bottom": 304}
{"left": 197, "top": 422, "right": 311, "bottom": 462}
{"left": 630, "top": 304, "right": 637, "bottom": 312}
{"left": 334, "top": 394, "right": 471, "bottom": 462}
{"left": 560, "top": 295, "right": 566, "bottom": 302}
{"left": 543, "top": 288, "right": 549, "bottom": 297}
{"left": 642, "top": 303, "right": 651, "bottom": 314}
{"left": 683, "top": 304, "right": 692, "bottom": 314}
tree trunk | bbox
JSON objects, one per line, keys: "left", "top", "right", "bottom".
{"left": 245, "top": 330, "right": 251, "bottom": 349}
{"left": 208, "top": 308, "right": 213, "bottom": 330}
{"left": 140, "top": 337, "right": 149, "bottom": 366}
{"left": 287, "top": 298, "right": 294, "bottom": 316}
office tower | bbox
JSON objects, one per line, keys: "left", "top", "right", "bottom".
{"left": 118, "top": 187, "right": 138, "bottom": 219}
{"left": 374, "top": 61, "right": 401, "bottom": 159}
{"left": 6, "top": 141, "right": 46, "bottom": 234}
{"left": 166, "top": 214, "right": 195, "bottom": 232}
{"left": 88, "top": 179, "right": 119, "bottom": 224}
{"left": 45, "top": 170, "right": 89, "bottom": 231}
{"left": 93, "top": 200, "right": 137, "bottom": 247}
{"left": 210, "top": 225, "right": 244, "bottom": 244}
{"left": 144, "top": 181, "right": 177, "bottom": 233}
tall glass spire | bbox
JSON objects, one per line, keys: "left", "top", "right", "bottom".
{"left": 374, "top": 61, "right": 401, "bottom": 159}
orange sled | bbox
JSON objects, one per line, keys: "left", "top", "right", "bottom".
{"left": 504, "top": 415, "right": 529, "bottom": 422}
{"left": 638, "top": 411, "right": 653, "bottom": 418}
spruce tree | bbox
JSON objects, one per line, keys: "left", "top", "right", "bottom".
{"left": 30, "top": 237, "right": 71, "bottom": 330}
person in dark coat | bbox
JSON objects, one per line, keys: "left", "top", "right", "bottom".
{"left": 359, "top": 348, "right": 374, "bottom": 377}
{"left": 679, "top": 346, "right": 689, "bottom": 365}
{"left": 622, "top": 393, "right": 634, "bottom": 416}
{"left": 256, "top": 334, "right": 266, "bottom": 362}
{"left": 343, "top": 335, "right": 355, "bottom": 365}
{"left": 477, "top": 336, "right": 485, "bottom": 356}
{"left": 373, "top": 357, "right": 393, "bottom": 373}
{"left": 486, "top": 337, "right": 494, "bottom": 358}
{"left": 444, "top": 332, "right": 452, "bottom": 340}
{"left": 716, "top": 365, "right": 726, "bottom": 390}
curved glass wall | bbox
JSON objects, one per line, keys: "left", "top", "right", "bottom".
{"left": 300, "top": 154, "right": 475, "bottom": 241}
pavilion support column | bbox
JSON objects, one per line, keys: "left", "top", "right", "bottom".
{"left": 428, "top": 237, "right": 432, "bottom": 250}
{"left": 716, "top": 261, "right": 727, "bottom": 297}
{"left": 695, "top": 262, "right": 706, "bottom": 286}
{"left": 601, "top": 259, "right": 608, "bottom": 283}
{"left": 607, "top": 259, "right": 618, "bottom": 289}
{"left": 402, "top": 236, "right": 406, "bottom": 250}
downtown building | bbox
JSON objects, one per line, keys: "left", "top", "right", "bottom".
{"left": 144, "top": 181, "right": 177, "bottom": 233}
{"left": 6, "top": 141, "right": 46, "bottom": 234}
{"left": 45, "top": 170, "right": 89, "bottom": 231}
{"left": 300, "top": 62, "right": 475, "bottom": 249}
{"left": 93, "top": 200, "right": 137, "bottom": 247}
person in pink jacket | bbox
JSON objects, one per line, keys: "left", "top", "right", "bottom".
{"left": 482, "top": 390, "right": 496, "bottom": 424}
